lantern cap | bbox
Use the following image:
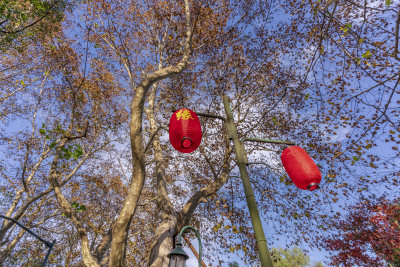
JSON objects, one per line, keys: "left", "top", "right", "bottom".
{"left": 181, "top": 137, "right": 193, "bottom": 149}
{"left": 167, "top": 243, "right": 189, "bottom": 260}
{"left": 307, "top": 183, "right": 319, "bottom": 191}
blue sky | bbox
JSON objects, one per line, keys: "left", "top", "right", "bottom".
{"left": 1, "top": 1, "right": 399, "bottom": 266}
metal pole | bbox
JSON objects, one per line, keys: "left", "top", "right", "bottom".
{"left": 222, "top": 95, "right": 273, "bottom": 267}
{"left": 177, "top": 225, "right": 202, "bottom": 267}
{"left": 183, "top": 235, "right": 207, "bottom": 267}
{"left": 243, "top": 138, "right": 295, "bottom": 146}
{"left": 0, "top": 215, "right": 56, "bottom": 266}
{"left": 41, "top": 239, "right": 56, "bottom": 267}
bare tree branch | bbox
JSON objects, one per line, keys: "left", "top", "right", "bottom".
{"left": 49, "top": 138, "right": 100, "bottom": 267}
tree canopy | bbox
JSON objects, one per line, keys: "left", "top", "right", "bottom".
{"left": 323, "top": 197, "right": 400, "bottom": 266}
{"left": 0, "top": 0, "right": 73, "bottom": 52}
{"left": 270, "top": 247, "right": 310, "bottom": 267}
{"left": 0, "top": 0, "right": 399, "bottom": 266}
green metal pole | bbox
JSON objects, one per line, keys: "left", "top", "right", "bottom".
{"left": 222, "top": 95, "right": 273, "bottom": 267}
{"left": 243, "top": 138, "right": 295, "bottom": 146}
{"left": 177, "top": 225, "right": 202, "bottom": 267}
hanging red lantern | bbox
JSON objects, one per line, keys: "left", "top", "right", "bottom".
{"left": 281, "top": 146, "right": 321, "bottom": 191}
{"left": 169, "top": 109, "right": 202, "bottom": 153}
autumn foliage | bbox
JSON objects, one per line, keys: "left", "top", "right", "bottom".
{"left": 1, "top": 0, "right": 400, "bottom": 266}
{"left": 323, "top": 197, "right": 400, "bottom": 266}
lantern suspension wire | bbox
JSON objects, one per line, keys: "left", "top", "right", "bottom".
{"left": 0, "top": 215, "right": 56, "bottom": 267}
{"left": 177, "top": 225, "right": 203, "bottom": 267}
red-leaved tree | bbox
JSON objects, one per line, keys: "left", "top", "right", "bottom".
{"left": 323, "top": 197, "right": 400, "bottom": 266}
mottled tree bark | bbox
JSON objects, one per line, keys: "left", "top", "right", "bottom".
{"left": 109, "top": 1, "right": 193, "bottom": 266}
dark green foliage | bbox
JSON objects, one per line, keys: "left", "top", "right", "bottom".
{"left": 0, "top": 0, "right": 72, "bottom": 51}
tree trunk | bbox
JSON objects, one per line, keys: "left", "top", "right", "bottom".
{"left": 148, "top": 214, "right": 178, "bottom": 267}
{"left": 109, "top": 1, "right": 193, "bottom": 265}
{"left": 109, "top": 79, "right": 148, "bottom": 267}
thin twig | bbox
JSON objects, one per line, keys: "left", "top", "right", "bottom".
{"left": 393, "top": 6, "right": 400, "bottom": 59}
{"left": 0, "top": 0, "right": 59, "bottom": 34}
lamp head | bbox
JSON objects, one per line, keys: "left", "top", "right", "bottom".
{"left": 168, "top": 243, "right": 189, "bottom": 267}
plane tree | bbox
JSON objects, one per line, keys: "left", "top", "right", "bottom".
{"left": 1, "top": 0, "right": 400, "bottom": 266}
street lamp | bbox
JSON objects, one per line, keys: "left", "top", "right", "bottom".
{"left": 167, "top": 242, "right": 189, "bottom": 267}
{"left": 168, "top": 225, "right": 202, "bottom": 267}
{"left": 0, "top": 215, "right": 56, "bottom": 267}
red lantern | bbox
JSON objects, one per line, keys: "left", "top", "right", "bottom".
{"left": 281, "top": 146, "right": 321, "bottom": 191}
{"left": 169, "top": 109, "right": 202, "bottom": 153}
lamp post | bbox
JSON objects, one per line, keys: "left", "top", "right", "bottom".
{"left": 0, "top": 215, "right": 56, "bottom": 267}
{"left": 168, "top": 225, "right": 202, "bottom": 267}
{"left": 170, "top": 95, "right": 317, "bottom": 267}
{"left": 196, "top": 95, "right": 294, "bottom": 267}
{"left": 223, "top": 95, "right": 296, "bottom": 267}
